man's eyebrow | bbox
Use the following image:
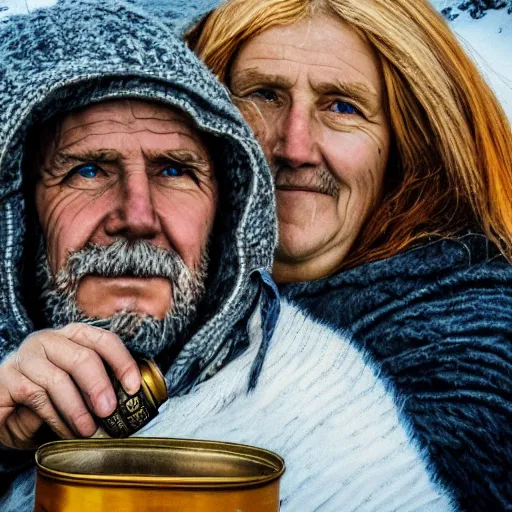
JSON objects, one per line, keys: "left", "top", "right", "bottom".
{"left": 54, "top": 149, "right": 120, "bottom": 166}
{"left": 230, "top": 69, "right": 294, "bottom": 90}
{"left": 45, "top": 148, "right": 211, "bottom": 175}
{"left": 143, "top": 149, "right": 211, "bottom": 171}
{"left": 40, "top": 149, "right": 120, "bottom": 176}
{"left": 312, "top": 80, "right": 379, "bottom": 113}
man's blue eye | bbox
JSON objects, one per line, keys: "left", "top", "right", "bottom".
{"left": 161, "top": 166, "right": 186, "bottom": 177}
{"left": 75, "top": 164, "right": 99, "bottom": 178}
{"left": 331, "top": 101, "right": 358, "bottom": 114}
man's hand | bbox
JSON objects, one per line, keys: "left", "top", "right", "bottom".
{"left": 0, "top": 324, "right": 141, "bottom": 449}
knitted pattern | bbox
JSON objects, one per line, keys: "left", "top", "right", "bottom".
{"left": 281, "top": 234, "right": 512, "bottom": 511}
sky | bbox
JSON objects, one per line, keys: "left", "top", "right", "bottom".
{"left": 1, "top": 0, "right": 511, "bottom": 120}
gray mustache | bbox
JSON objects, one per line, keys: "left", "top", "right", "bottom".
{"left": 55, "top": 239, "right": 189, "bottom": 291}
{"left": 272, "top": 166, "right": 340, "bottom": 198}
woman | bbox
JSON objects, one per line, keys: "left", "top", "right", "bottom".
{"left": 187, "top": 1, "right": 512, "bottom": 510}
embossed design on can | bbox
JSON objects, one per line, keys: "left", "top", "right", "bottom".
{"left": 100, "top": 358, "right": 167, "bottom": 438}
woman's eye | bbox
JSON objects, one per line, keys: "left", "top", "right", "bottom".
{"left": 250, "top": 88, "right": 279, "bottom": 102}
{"left": 329, "top": 101, "right": 359, "bottom": 115}
{"left": 71, "top": 164, "right": 101, "bottom": 179}
{"left": 161, "top": 166, "right": 186, "bottom": 177}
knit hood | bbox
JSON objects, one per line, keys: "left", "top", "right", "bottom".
{"left": 0, "top": 0, "right": 277, "bottom": 394}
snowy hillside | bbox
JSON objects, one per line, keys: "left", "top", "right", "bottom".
{"left": 0, "top": 0, "right": 511, "bottom": 120}
{"left": 432, "top": 0, "right": 512, "bottom": 119}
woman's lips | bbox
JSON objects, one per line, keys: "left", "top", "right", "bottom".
{"left": 276, "top": 185, "right": 332, "bottom": 195}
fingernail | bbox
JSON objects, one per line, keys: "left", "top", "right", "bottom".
{"left": 123, "top": 370, "right": 141, "bottom": 395}
{"left": 98, "top": 392, "right": 117, "bottom": 417}
{"left": 90, "top": 426, "right": 109, "bottom": 439}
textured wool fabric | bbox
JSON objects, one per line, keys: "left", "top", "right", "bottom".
{"left": 137, "top": 300, "right": 456, "bottom": 511}
{"left": 280, "top": 234, "right": 512, "bottom": 511}
{"left": 0, "top": 0, "right": 277, "bottom": 479}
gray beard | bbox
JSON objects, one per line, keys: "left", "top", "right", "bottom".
{"left": 37, "top": 239, "right": 208, "bottom": 359}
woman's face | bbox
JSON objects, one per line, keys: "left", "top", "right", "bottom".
{"left": 230, "top": 13, "right": 391, "bottom": 282}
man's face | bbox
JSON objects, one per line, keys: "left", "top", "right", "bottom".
{"left": 36, "top": 99, "right": 217, "bottom": 321}
{"left": 230, "top": 14, "right": 391, "bottom": 282}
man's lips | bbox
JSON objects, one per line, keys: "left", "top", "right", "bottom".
{"left": 87, "top": 275, "right": 163, "bottom": 283}
{"left": 78, "top": 275, "right": 170, "bottom": 292}
{"left": 76, "top": 276, "right": 172, "bottom": 318}
{"left": 81, "top": 273, "right": 167, "bottom": 280}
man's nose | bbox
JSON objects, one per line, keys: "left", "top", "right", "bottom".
{"left": 104, "top": 171, "right": 161, "bottom": 240}
{"left": 273, "top": 104, "right": 322, "bottom": 168}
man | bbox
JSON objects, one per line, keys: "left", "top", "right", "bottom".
{"left": 0, "top": 0, "right": 278, "bottom": 504}
{"left": 1, "top": 97, "right": 218, "bottom": 445}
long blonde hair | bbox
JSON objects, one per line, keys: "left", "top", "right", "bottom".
{"left": 187, "top": 0, "right": 512, "bottom": 269}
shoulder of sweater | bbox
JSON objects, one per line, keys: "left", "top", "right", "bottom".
{"left": 280, "top": 234, "right": 512, "bottom": 337}
{"left": 245, "top": 300, "right": 459, "bottom": 509}
{"left": 281, "top": 233, "right": 512, "bottom": 296}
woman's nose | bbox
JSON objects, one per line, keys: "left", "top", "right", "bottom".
{"left": 273, "top": 104, "right": 322, "bottom": 168}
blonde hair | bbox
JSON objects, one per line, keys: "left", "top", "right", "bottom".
{"left": 187, "top": 0, "right": 512, "bottom": 269}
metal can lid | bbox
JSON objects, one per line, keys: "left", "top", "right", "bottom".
{"left": 138, "top": 358, "right": 167, "bottom": 407}
{"left": 36, "top": 438, "right": 285, "bottom": 488}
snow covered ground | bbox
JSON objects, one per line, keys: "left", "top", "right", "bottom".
{"left": 1, "top": 0, "right": 511, "bottom": 120}
{"left": 0, "top": 0, "right": 56, "bottom": 17}
{"left": 432, "top": 0, "right": 512, "bottom": 119}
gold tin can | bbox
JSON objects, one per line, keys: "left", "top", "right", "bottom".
{"left": 101, "top": 358, "right": 168, "bottom": 437}
{"left": 34, "top": 438, "right": 285, "bottom": 512}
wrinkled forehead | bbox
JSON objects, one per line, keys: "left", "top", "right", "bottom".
{"left": 231, "top": 14, "right": 383, "bottom": 95}
{"left": 58, "top": 98, "right": 206, "bottom": 146}
{"left": 63, "top": 99, "right": 196, "bottom": 128}
{"left": 31, "top": 98, "right": 214, "bottom": 170}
